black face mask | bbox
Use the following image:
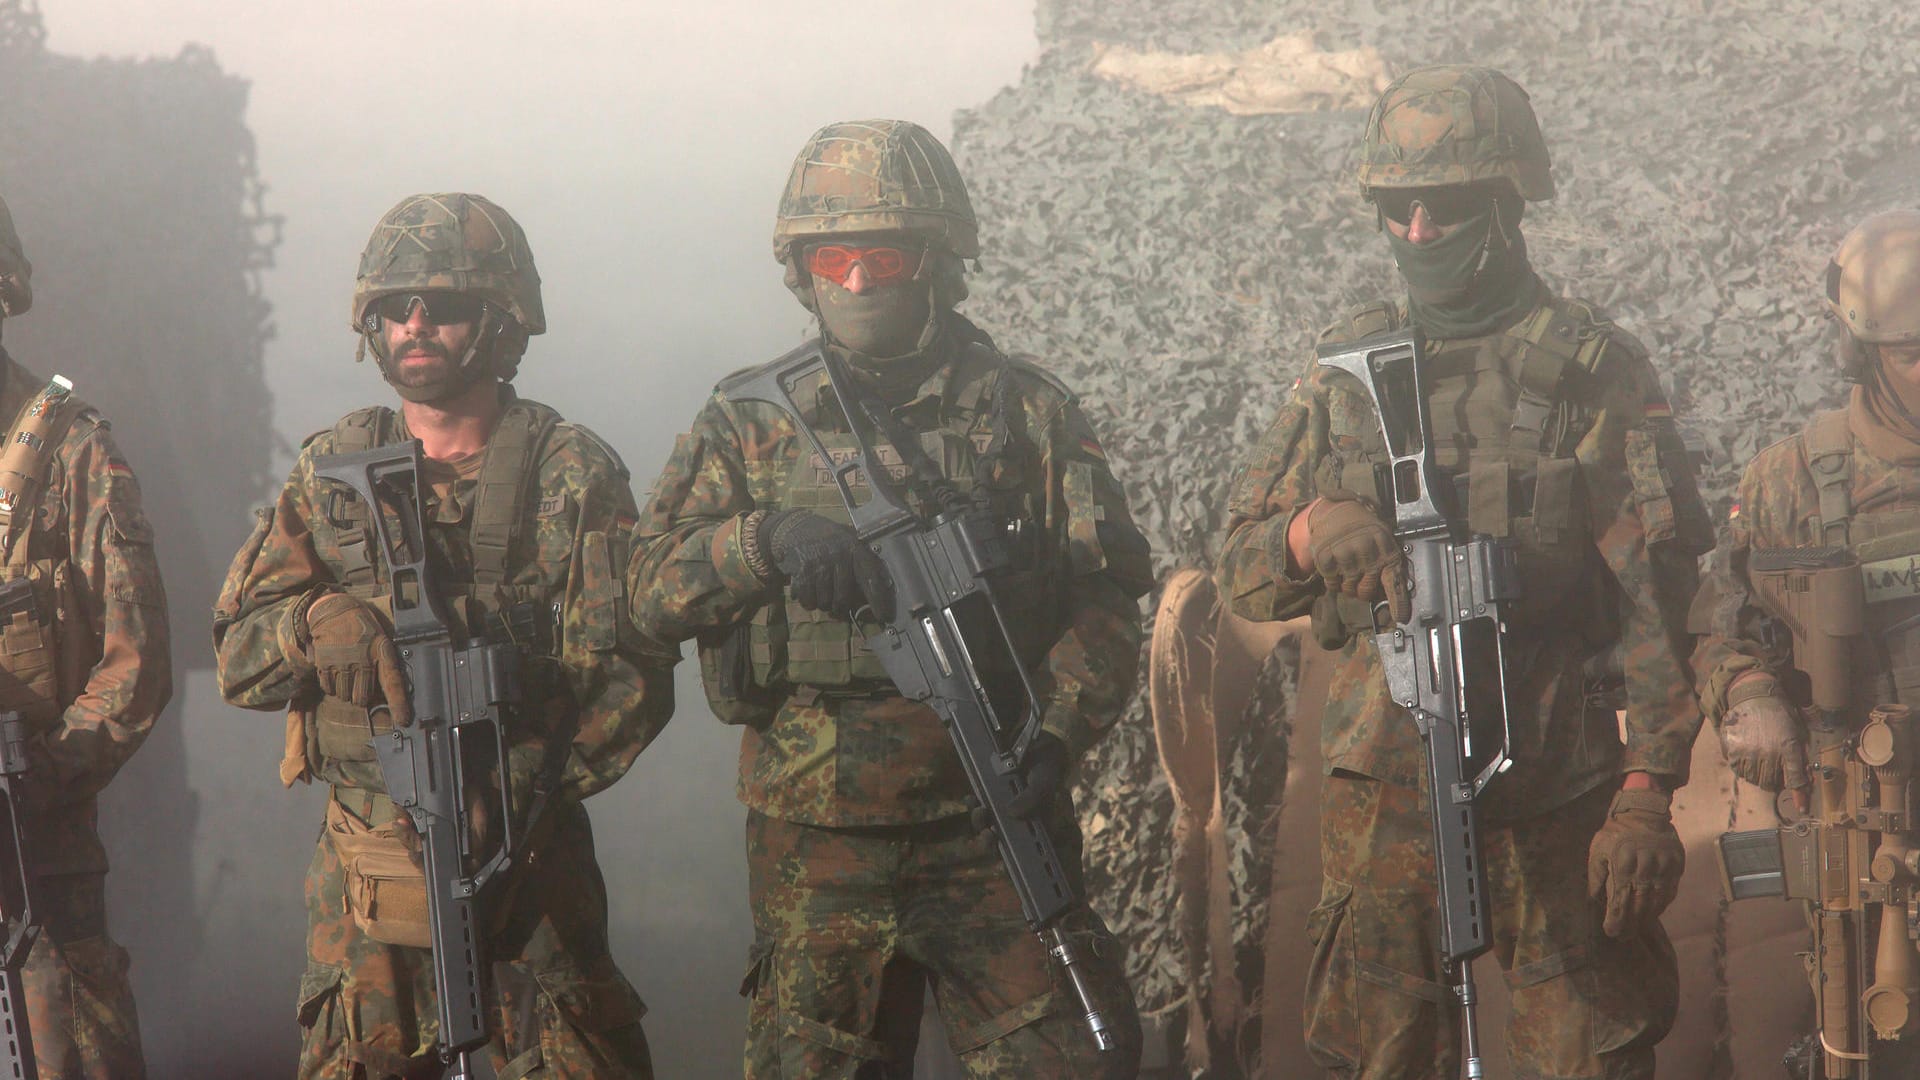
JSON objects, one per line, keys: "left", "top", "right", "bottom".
{"left": 1385, "top": 203, "right": 1541, "bottom": 338}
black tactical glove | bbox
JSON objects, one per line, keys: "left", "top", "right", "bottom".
{"left": 760, "top": 509, "right": 895, "bottom": 618}
{"left": 967, "top": 733, "right": 1072, "bottom": 834}
{"left": 1006, "top": 732, "right": 1070, "bottom": 818}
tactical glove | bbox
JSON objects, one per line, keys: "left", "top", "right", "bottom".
{"left": 1720, "top": 673, "right": 1810, "bottom": 796}
{"left": 1586, "top": 787, "right": 1685, "bottom": 938}
{"left": 1307, "top": 492, "right": 1410, "bottom": 623}
{"left": 760, "top": 509, "right": 895, "bottom": 618}
{"left": 304, "top": 594, "right": 412, "bottom": 727}
{"left": 1006, "top": 732, "right": 1070, "bottom": 818}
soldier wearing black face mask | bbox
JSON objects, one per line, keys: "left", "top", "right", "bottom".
{"left": 1217, "top": 66, "right": 1713, "bottom": 1079}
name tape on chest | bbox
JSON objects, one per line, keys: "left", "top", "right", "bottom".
{"left": 809, "top": 446, "right": 912, "bottom": 488}
{"left": 1864, "top": 553, "right": 1920, "bottom": 605}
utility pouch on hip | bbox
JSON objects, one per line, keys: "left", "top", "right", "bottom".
{"left": 324, "top": 795, "right": 430, "bottom": 948}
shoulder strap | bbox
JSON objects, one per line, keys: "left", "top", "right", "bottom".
{"left": 468, "top": 397, "right": 563, "bottom": 588}
{"left": 1347, "top": 299, "right": 1402, "bottom": 339}
{"left": 331, "top": 405, "right": 393, "bottom": 454}
{"left": 949, "top": 341, "right": 1009, "bottom": 418}
{"left": 326, "top": 406, "right": 398, "bottom": 586}
{"left": 1503, "top": 302, "right": 1599, "bottom": 465}
{"left": 1802, "top": 408, "right": 1854, "bottom": 546}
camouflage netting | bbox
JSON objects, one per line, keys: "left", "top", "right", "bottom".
{"left": 947, "top": 0, "right": 1920, "bottom": 1033}
{"left": 0, "top": 0, "right": 279, "bottom": 1071}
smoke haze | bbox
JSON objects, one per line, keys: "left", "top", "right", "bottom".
{"left": 23, "top": 2, "right": 1036, "bottom": 1073}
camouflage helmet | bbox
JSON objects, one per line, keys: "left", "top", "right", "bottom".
{"left": 1358, "top": 65, "right": 1555, "bottom": 201}
{"left": 0, "top": 193, "right": 31, "bottom": 317}
{"left": 772, "top": 120, "right": 979, "bottom": 261}
{"left": 351, "top": 193, "right": 544, "bottom": 334}
{"left": 1827, "top": 210, "right": 1920, "bottom": 347}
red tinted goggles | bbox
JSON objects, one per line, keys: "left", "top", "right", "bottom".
{"left": 804, "top": 244, "right": 925, "bottom": 287}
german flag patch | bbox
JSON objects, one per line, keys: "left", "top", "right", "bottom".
{"left": 1077, "top": 436, "right": 1106, "bottom": 461}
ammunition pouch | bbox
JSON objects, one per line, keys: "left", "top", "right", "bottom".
{"left": 325, "top": 794, "right": 430, "bottom": 948}
{"left": 697, "top": 622, "right": 783, "bottom": 727}
{"left": 0, "top": 561, "right": 77, "bottom": 735}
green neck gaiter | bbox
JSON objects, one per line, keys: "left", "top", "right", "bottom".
{"left": 1387, "top": 209, "right": 1542, "bottom": 339}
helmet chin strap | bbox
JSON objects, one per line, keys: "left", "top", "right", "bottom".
{"left": 1868, "top": 345, "right": 1920, "bottom": 428}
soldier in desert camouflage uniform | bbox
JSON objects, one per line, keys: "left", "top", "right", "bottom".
{"left": 213, "top": 193, "right": 673, "bottom": 1079}
{"left": 628, "top": 119, "right": 1150, "bottom": 1078}
{"left": 1693, "top": 210, "right": 1920, "bottom": 1077}
{"left": 0, "top": 192, "right": 170, "bottom": 1078}
{"left": 1215, "top": 67, "right": 1712, "bottom": 1078}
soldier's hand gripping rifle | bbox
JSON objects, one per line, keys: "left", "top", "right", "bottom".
{"left": 1713, "top": 547, "right": 1920, "bottom": 1078}
{"left": 315, "top": 441, "right": 520, "bottom": 1080}
{"left": 0, "top": 677, "right": 43, "bottom": 1080}
{"left": 728, "top": 342, "right": 1118, "bottom": 1051}
{"left": 1316, "top": 330, "right": 1520, "bottom": 1080}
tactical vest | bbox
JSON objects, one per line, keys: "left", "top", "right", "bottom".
{"left": 1318, "top": 299, "right": 1642, "bottom": 637}
{"left": 303, "top": 397, "right": 564, "bottom": 791}
{"left": 0, "top": 359, "right": 94, "bottom": 736}
{"left": 1800, "top": 409, "right": 1920, "bottom": 704}
{"left": 699, "top": 342, "right": 1057, "bottom": 723}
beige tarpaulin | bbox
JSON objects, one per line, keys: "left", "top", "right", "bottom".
{"left": 1150, "top": 571, "right": 1811, "bottom": 1076}
{"left": 1088, "top": 32, "right": 1392, "bottom": 116}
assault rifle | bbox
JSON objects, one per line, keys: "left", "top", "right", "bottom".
{"left": 1714, "top": 547, "right": 1918, "bottom": 1079}
{"left": 1, "top": 700, "right": 41, "bottom": 1079}
{"left": 315, "top": 441, "right": 520, "bottom": 1080}
{"left": 1316, "top": 329, "right": 1519, "bottom": 1080}
{"left": 728, "top": 342, "right": 1118, "bottom": 1051}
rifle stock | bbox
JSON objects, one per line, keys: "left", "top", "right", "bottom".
{"left": 1315, "top": 329, "right": 1519, "bottom": 1080}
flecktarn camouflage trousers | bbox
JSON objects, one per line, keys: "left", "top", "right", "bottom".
{"left": 742, "top": 807, "right": 1141, "bottom": 1078}
{"left": 18, "top": 873, "right": 145, "bottom": 1080}
{"left": 294, "top": 792, "right": 652, "bottom": 1080}
{"left": 1305, "top": 773, "right": 1677, "bottom": 1080}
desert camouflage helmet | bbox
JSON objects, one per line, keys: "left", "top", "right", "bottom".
{"left": 351, "top": 192, "right": 544, "bottom": 334}
{"left": 773, "top": 120, "right": 979, "bottom": 261}
{"left": 0, "top": 192, "right": 31, "bottom": 317}
{"left": 1827, "top": 210, "right": 1920, "bottom": 346}
{"left": 1358, "top": 65, "right": 1555, "bottom": 201}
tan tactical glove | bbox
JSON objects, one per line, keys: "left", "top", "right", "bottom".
{"left": 303, "top": 594, "right": 412, "bottom": 727}
{"left": 1307, "top": 492, "right": 1410, "bottom": 622}
{"left": 1586, "top": 788, "right": 1685, "bottom": 938}
{"left": 1721, "top": 673, "right": 1810, "bottom": 796}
